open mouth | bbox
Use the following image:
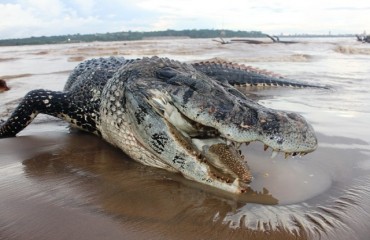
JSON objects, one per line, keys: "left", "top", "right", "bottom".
{"left": 164, "top": 119, "right": 253, "bottom": 191}
{"left": 148, "top": 89, "right": 315, "bottom": 191}
{"left": 172, "top": 117, "right": 311, "bottom": 190}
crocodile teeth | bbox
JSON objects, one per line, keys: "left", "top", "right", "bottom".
{"left": 232, "top": 178, "right": 241, "bottom": 187}
{"left": 271, "top": 150, "right": 279, "bottom": 159}
{"left": 234, "top": 142, "right": 242, "bottom": 149}
{"left": 285, "top": 152, "right": 291, "bottom": 159}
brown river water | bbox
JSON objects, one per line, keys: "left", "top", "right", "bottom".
{"left": 0, "top": 38, "right": 370, "bottom": 240}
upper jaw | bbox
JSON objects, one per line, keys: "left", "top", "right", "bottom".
{"left": 196, "top": 106, "right": 318, "bottom": 155}
{"left": 256, "top": 110, "right": 318, "bottom": 154}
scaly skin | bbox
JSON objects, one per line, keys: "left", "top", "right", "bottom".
{"left": 192, "top": 60, "right": 329, "bottom": 88}
{"left": 0, "top": 56, "right": 320, "bottom": 193}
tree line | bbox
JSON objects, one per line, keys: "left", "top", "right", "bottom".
{"left": 0, "top": 29, "right": 265, "bottom": 46}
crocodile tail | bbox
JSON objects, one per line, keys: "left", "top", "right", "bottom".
{"left": 192, "top": 60, "right": 328, "bottom": 89}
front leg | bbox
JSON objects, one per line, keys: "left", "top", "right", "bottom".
{"left": 0, "top": 89, "right": 70, "bottom": 138}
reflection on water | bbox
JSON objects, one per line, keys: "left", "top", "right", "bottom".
{"left": 245, "top": 142, "right": 332, "bottom": 205}
{"left": 1, "top": 38, "right": 370, "bottom": 239}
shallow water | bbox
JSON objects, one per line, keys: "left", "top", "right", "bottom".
{"left": 1, "top": 38, "right": 370, "bottom": 239}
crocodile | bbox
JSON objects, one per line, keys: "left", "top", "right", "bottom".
{"left": 0, "top": 56, "right": 320, "bottom": 194}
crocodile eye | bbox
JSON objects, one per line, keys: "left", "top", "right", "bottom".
{"left": 156, "top": 67, "right": 178, "bottom": 80}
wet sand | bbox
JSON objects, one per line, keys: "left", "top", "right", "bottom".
{"left": 0, "top": 122, "right": 285, "bottom": 239}
{"left": 1, "top": 38, "right": 370, "bottom": 239}
{"left": 1, "top": 116, "right": 370, "bottom": 240}
{"left": 0, "top": 122, "right": 309, "bottom": 240}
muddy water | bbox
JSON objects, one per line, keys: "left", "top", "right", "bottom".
{"left": 1, "top": 38, "right": 370, "bottom": 240}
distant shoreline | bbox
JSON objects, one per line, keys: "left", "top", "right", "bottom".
{"left": 0, "top": 29, "right": 355, "bottom": 47}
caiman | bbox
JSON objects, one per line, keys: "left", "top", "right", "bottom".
{"left": 0, "top": 56, "right": 322, "bottom": 193}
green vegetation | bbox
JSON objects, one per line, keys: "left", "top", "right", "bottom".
{"left": 0, "top": 29, "right": 265, "bottom": 46}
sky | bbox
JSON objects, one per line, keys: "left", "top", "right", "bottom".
{"left": 0, "top": 0, "right": 369, "bottom": 39}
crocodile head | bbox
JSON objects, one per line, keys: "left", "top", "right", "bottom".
{"left": 101, "top": 57, "right": 317, "bottom": 194}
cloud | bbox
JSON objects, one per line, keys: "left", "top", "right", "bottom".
{"left": 0, "top": 0, "right": 369, "bottom": 39}
{"left": 0, "top": 0, "right": 113, "bottom": 38}
{"left": 71, "top": 0, "right": 96, "bottom": 16}
{"left": 15, "top": 0, "right": 96, "bottom": 30}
